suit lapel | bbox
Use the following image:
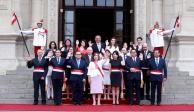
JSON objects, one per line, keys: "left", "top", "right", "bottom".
{"left": 153, "top": 59, "right": 157, "bottom": 67}
{"left": 75, "top": 59, "right": 79, "bottom": 68}
{"left": 158, "top": 58, "right": 162, "bottom": 67}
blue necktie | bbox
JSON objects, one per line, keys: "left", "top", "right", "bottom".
{"left": 155, "top": 58, "right": 159, "bottom": 66}
{"left": 77, "top": 60, "right": 80, "bottom": 68}
{"left": 57, "top": 58, "right": 60, "bottom": 64}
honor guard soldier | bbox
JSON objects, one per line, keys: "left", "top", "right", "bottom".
{"left": 26, "top": 49, "right": 49, "bottom": 105}
{"left": 49, "top": 49, "right": 66, "bottom": 105}
{"left": 148, "top": 50, "right": 167, "bottom": 106}
{"left": 149, "top": 22, "right": 174, "bottom": 56}
{"left": 125, "top": 49, "right": 142, "bottom": 105}
{"left": 21, "top": 19, "right": 48, "bottom": 56}
{"left": 66, "top": 51, "right": 87, "bottom": 105}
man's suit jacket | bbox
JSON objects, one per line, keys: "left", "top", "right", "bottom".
{"left": 148, "top": 58, "right": 167, "bottom": 81}
{"left": 125, "top": 57, "right": 142, "bottom": 80}
{"left": 27, "top": 57, "right": 49, "bottom": 81}
{"left": 92, "top": 42, "right": 106, "bottom": 53}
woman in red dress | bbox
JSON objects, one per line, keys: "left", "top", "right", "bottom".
{"left": 76, "top": 40, "right": 88, "bottom": 56}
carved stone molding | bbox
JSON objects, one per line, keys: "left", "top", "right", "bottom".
{"left": 47, "top": 0, "right": 58, "bottom": 42}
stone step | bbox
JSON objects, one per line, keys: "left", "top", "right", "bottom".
{"left": 0, "top": 74, "right": 32, "bottom": 79}
{"left": 6, "top": 71, "right": 33, "bottom": 76}
{"left": 0, "top": 99, "right": 33, "bottom": 104}
{"left": 0, "top": 88, "right": 34, "bottom": 94}
{"left": 0, "top": 83, "right": 33, "bottom": 89}
{"left": 0, "top": 93, "right": 33, "bottom": 99}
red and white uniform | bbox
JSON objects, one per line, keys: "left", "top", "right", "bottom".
{"left": 149, "top": 28, "right": 174, "bottom": 55}
{"left": 22, "top": 28, "right": 47, "bottom": 54}
{"left": 32, "top": 28, "right": 47, "bottom": 47}
{"left": 149, "top": 28, "right": 165, "bottom": 48}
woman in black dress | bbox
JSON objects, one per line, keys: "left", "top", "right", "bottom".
{"left": 110, "top": 51, "right": 122, "bottom": 105}
{"left": 60, "top": 39, "right": 72, "bottom": 58}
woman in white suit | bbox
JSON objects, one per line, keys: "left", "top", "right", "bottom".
{"left": 87, "top": 52, "right": 108, "bottom": 105}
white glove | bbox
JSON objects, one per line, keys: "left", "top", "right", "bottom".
{"left": 105, "top": 40, "right": 109, "bottom": 46}
{"left": 88, "top": 40, "right": 93, "bottom": 47}
{"left": 76, "top": 40, "right": 79, "bottom": 45}
{"left": 139, "top": 53, "right": 143, "bottom": 60}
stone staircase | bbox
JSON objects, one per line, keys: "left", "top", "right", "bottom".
{"left": 0, "top": 67, "right": 33, "bottom": 104}
{"left": 162, "top": 68, "right": 194, "bottom": 104}
{"left": 0, "top": 66, "right": 194, "bottom": 104}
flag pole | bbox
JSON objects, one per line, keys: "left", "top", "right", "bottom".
{"left": 15, "top": 14, "right": 31, "bottom": 57}
{"left": 164, "top": 16, "right": 179, "bottom": 60}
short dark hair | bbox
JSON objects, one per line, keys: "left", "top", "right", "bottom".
{"left": 137, "top": 37, "right": 143, "bottom": 41}
{"left": 112, "top": 51, "right": 119, "bottom": 57}
{"left": 55, "top": 49, "right": 61, "bottom": 53}
{"left": 154, "top": 50, "right": 160, "bottom": 54}
{"left": 130, "top": 49, "right": 137, "bottom": 53}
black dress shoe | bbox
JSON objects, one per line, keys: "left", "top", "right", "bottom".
{"left": 137, "top": 102, "right": 141, "bottom": 105}
{"left": 78, "top": 102, "right": 82, "bottom": 105}
{"left": 157, "top": 102, "right": 161, "bottom": 106}
{"left": 33, "top": 102, "right": 38, "bottom": 105}
{"left": 151, "top": 102, "right": 155, "bottom": 105}
{"left": 128, "top": 102, "right": 133, "bottom": 105}
{"left": 146, "top": 95, "right": 151, "bottom": 100}
{"left": 55, "top": 103, "right": 61, "bottom": 106}
{"left": 73, "top": 102, "right": 77, "bottom": 105}
{"left": 42, "top": 102, "right": 46, "bottom": 105}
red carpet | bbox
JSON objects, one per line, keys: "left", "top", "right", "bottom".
{"left": 0, "top": 104, "right": 194, "bottom": 111}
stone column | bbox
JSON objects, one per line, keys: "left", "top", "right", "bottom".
{"left": 47, "top": 0, "right": 59, "bottom": 43}
{"left": 152, "top": 0, "right": 163, "bottom": 25}
{"left": 134, "top": 0, "right": 147, "bottom": 42}
{"left": 0, "top": 35, "right": 19, "bottom": 75}
{"left": 165, "top": 0, "right": 194, "bottom": 76}
{"left": 31, "top": 0, "right": 44, "bottom": 26}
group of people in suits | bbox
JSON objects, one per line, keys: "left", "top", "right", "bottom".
{"left": 26, "top": 34, "right": 167, "bottom": 106}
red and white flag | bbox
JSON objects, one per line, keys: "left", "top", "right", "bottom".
{"left": 176, "top": 16, "right": 181, "bottom": 28}
{"left": 11, "top": 12, "right": 17, "bottom": 25}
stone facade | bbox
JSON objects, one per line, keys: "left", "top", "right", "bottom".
{"left": 0, "top": 0, "right": 194, "bottom": 75}
{"left": 0, "top": 0, "right": 194, "bottom": 104}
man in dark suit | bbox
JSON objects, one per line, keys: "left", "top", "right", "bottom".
{"left": 91, "top": 35, "right": 106, "bottom": 53}
{"left": 148, "top": 50, "right": 167, "bottom": 106}
{"left": 26, "top": 49, "right": 49, "bottom": 105}
{"left": 83, "top": 47, "right": 93, "bottom": 67}
{"left": 66, "top": 51, "right": 88, "bottom": 105}
{"left": 140, "top": 43, "right": 153, "bottom": 100}
{"left": 82, "top": 47, "right": 93, "bottom": 99}
{"left": 136, "top": 37, "right": 143, "bottom": 57}
{"left": 49, "top": 50, "right": 66, "bottom": 105}
{"left": 120, "top": 47, "right": 130, "bottom": 99}
{"left": 125, "top": 50, "right": 142, "bottom": 105}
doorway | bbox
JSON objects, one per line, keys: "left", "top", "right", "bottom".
{"left": 75, "top": 9, "right": 114, "bottom": 42}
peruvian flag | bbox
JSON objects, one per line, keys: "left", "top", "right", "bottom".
{"left": 176, "top": 16, "right": 181, "bottom": 28}
{"left": 11, "top": 12, "right": 17, "bottom": 25}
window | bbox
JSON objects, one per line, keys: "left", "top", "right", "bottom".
{"left": 115, "top": 11, "right": 123, "bottom": 41}
{"left": 85, "top": 0, "right": 93, "bottom": 6}
{"left": 116, "top": 0, "right": 123, "bottom": 6}
{"left": 65, "top": 0, "right": 74, "bottom": 6}
{"left": 76, "top": 0, "right": 85, "bottom": 6}
{"left": 106, "top": 0, "right": 114, "bottom": 6}
{"left": 97, "top": 0, "right": 106, "bottom": 6}
{"left": 65, "top": 11, "right": 74, "bottom": 23}
{"left": 65, "top": 24, "right": 74, "bottom": 35}
{"left": 116, "top": 11, "right": 123, "bottom": 24}
{"left": 64, "top": 11, "right": 74, "bottom": 41}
